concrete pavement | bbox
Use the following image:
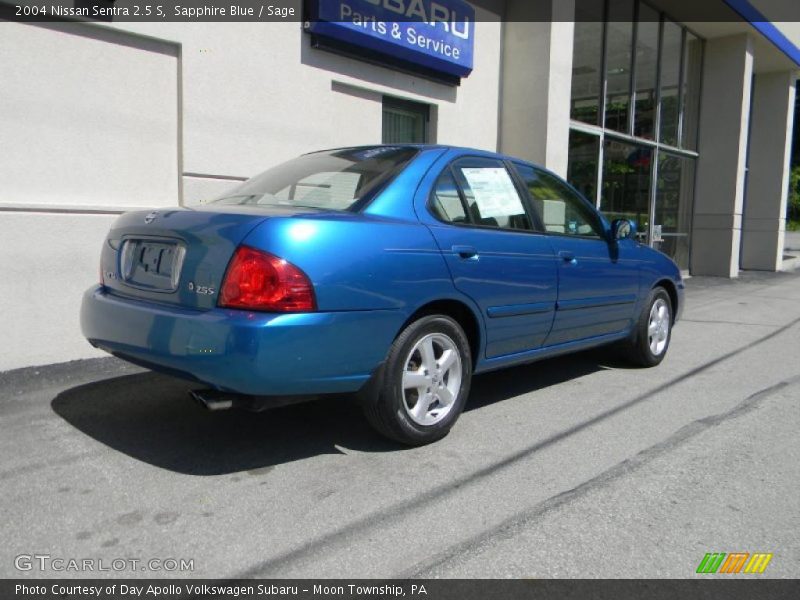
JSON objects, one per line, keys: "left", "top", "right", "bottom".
{"left": 1, "top": 270, "right": 799, "bottom": 578}
{"left": 785, "top": 229, "right": 800, "bottom": 252}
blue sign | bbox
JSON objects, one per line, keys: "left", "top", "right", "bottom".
{"left": 306, "top": 0, "right": 475, "bottom": 79}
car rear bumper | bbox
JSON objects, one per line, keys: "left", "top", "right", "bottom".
{"left": 80, "top": 286, "right": 402, "bottom": 396}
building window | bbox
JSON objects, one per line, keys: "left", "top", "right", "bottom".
{"left": 604, "top": 0, "right": 635, "bottom": 133}
{"left": 659, "top": 20, "right": 684, "bottom": 146}
{"left": 681, "top": 33, "right": 703, "bottom": 150}
{"left": 570, "top": 1, "right": 605, "bottom": 126}
{"left": 567, "top": 130, "right": 600, "bottom": 204}
{"left": 633, "top": 3, "right": 660, "bottom": 140}
{"left": 382, "top": 97, "right": 429, "bottom": 144}
{"left": 568, "top": 0, "right": 703, "bottom": 271}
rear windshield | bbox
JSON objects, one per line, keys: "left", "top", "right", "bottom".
{"left": 212, "top": 146, "right": 418, "bottom": 211}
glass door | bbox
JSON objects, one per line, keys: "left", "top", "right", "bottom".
{"left": 653, "top": 152, "right": 695, "bottom": 270}
{"left": 600, "top": 139, "right": 653, "bottom": 243}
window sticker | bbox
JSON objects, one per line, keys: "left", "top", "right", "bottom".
{"left": 459, "top": 167, "right": 525, "bottom": 219}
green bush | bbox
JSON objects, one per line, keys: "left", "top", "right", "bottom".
{"left": 789, "top": 166, "right": 800, "bottom": 231}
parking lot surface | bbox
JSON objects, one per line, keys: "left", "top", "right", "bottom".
{"left": 1, "top": 270, "right": 799, "bottom": 578}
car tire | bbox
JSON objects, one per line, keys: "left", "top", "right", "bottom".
{"left": 624, "top": 286, "right": 673, "bottom": 367}
{"left": 360, "top": 314, "right": 472, "bottom": 446}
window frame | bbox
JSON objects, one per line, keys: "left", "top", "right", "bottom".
{"left": 426, "top": 157, "right": 544, "bottom": 234}
{"left": 510, "top": 161, "right": 610, "bottom": 242}
{"left": 382, "top": 96, "right": 430, "bottom": 144}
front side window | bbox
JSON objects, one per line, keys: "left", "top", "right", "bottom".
{"left": 213, "top": 147, "right": 418, "bottom": 211}
{"left": 449, "top": 159, "right": 532, "bottom": 231}
{"left": 514, "top": 164, "right": 605, "bottom": 239}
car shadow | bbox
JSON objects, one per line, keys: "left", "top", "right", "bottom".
{"left": 51, "top": 349, "right": 628, "bottom": 476}
{"left": 464, "top": 348, "right": 624, "bottom": 412}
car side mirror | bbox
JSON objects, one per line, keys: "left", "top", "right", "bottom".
{"left": 611, "top": 219, "right": 635, "bottom": 242}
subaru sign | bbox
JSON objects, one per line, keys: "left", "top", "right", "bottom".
{"left": 305, "top": 0, "right": 475, "bottom": 80}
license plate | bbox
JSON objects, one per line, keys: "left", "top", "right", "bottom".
{"left": 121, "top": 240, "right": 186, "bottom": 291}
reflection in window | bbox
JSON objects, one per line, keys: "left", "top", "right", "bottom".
{"left": 659, "top": 20, "right": 683, "bottom": 146}
{"left": 604, "top": 0, "right": 635, "bottom": 133}
{"left": 571, "top": 0, "right": 605, "bottom": 125}
{"left": 516, "top": 165, "right": 602, "bottom": 238}
{"left": 681, "top": 33, "right": 703, "bottom": 150}
{"left": 601, "top": 139, "right": 652, "bottom": 238}
{"left": 567, "top": 130, "right": 600, "bottom": 206}
{"left": 655, "top": 153, "right": 695, "bottom": 270}
{"left": 633, "top": 4, "right": 660, "bottom": 139}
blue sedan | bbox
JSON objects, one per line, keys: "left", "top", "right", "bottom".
{"left": 81, "top": 145, "right": 684, "bottom": 445}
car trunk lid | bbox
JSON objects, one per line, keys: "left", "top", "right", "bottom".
{"left": 100, "top": 206, "right": 318, "bottom": 310}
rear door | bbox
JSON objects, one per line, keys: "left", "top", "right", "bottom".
{"left": 425, "top": 157, "right": 558, "bottom": 358}
{"left": 512, "top": 163, "right": 641, "bottom": 346}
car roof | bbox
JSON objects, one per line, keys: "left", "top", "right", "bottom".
{"left": 306, "top": 144, "right": 534, "bottom": 167}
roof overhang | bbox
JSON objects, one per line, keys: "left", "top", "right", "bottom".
{"left": 648, "top": 0, "right": 800, "bottom": 72}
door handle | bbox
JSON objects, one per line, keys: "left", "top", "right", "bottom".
{"left": 558, "top": 250, "right": 577, "bottom": 264}
{"left": 452, "top": 245, "right": 479, "bottom": 260}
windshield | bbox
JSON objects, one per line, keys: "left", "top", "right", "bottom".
{"left": 213, "top": 146, "right": 419, "bottom": 211}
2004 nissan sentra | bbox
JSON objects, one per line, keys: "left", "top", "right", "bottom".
{"left": 81, "top": 145, "right": 684, "bottom": 445}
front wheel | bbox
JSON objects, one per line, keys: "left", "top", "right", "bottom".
{"left": 360, "top": 315, "right": 472, "bottom": 446}
{"left": 623, "top": 287, "right": 673, "bottom": 367}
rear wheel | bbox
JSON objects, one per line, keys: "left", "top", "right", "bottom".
{"left": 623, "top": 287, "right": 673, "bottom": 367}
{"left": 360, "top": 315, "right": 472, "bottom": 446}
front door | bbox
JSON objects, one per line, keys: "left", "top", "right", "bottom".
{"left": 426, "top": 158, "right": 558, "bottom": 358}
{"left": 513, "top": 163, "right": 641, "bottom": 346}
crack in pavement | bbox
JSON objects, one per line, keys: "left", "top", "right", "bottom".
{"left": 401, "top": 375, "right": 800, "bottom": 577}
{"left": 233, "top": 315, "right": 800, "bottom": 578}
{"left": 679, "top": 319, "right": 778, "bottom": 327}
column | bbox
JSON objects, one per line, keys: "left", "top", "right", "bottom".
{"left": 741, "top": 71, "right": 798, "bottom": 271}
{"left": 498, "top": 0, "right": 574, "bottom": 178}
{"left": 691, "top": 34, "right": 754, "bottom": 277}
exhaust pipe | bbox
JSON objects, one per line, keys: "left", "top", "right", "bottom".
{"left": 190, "top": 389, "right": 234, "bottom": 411}
{"left": 190, "top": 389, "right": 322, "bottom": 412}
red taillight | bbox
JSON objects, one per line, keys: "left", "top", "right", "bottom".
{"left": 219, "top": 246, "right": 316, "bottom": 312}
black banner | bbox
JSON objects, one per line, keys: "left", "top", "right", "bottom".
{"left": 3, "top": 580, "right": 800, "bottom": 600}
{"left": 2, "top": 0, "right": 800, "bottom": 23}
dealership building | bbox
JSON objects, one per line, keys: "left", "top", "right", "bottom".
{"left": 1, "top": 0, "right": 799, "bottom": 371}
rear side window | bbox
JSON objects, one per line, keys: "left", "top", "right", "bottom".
{"left": 431, "top": 171, "right": 468, "bottom": 223}
{"left": 514, "top": 164, "right": 604, "bottom": 238}
{"left": 439, "top": 159, "right": 532, "bottom": 231}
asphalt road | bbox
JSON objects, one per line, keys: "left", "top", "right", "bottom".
{"left": 1, "top": 270, "right": 799, "bottom": 579}
{"left": 785, "top": 230, "right": 800, "bottom": 253}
